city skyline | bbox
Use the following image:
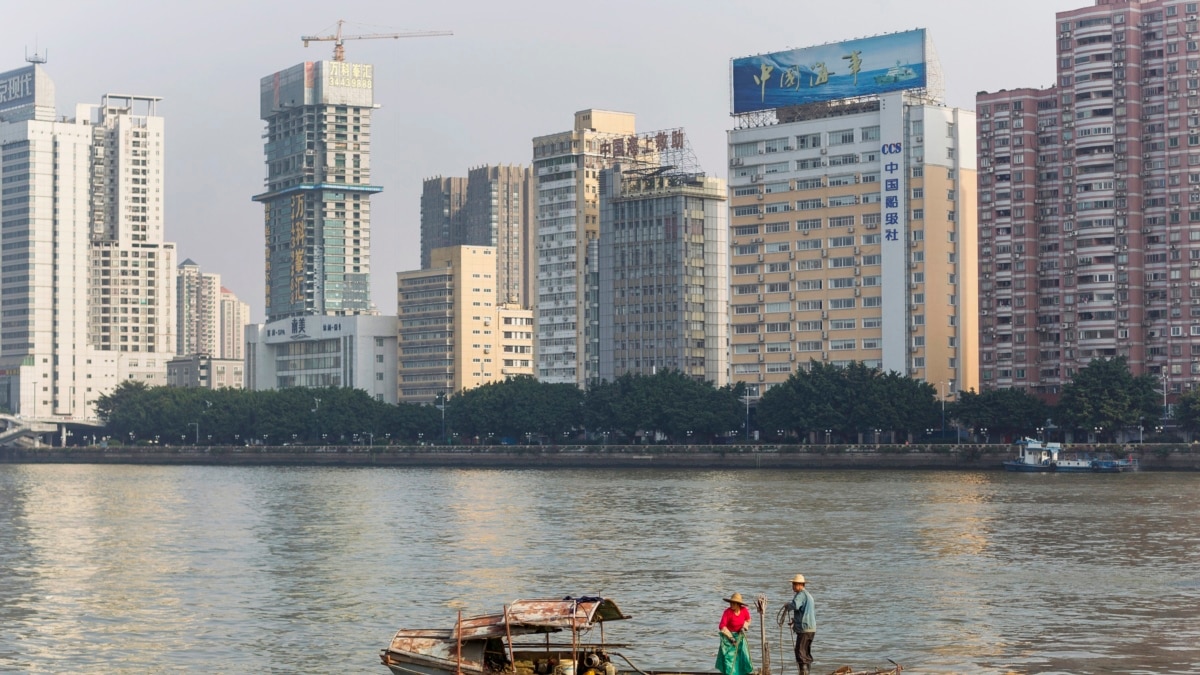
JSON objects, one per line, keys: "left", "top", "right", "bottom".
{"left": 9, "top": 0, "right": 1083, "bottom": 321}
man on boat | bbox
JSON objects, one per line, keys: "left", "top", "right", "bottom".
{"left": 785, "top": 574, "right": 816, "bottom": 675}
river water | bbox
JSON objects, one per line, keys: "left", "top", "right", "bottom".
{"left": 0, "top": 466, "right": 1196, "bottom": 675}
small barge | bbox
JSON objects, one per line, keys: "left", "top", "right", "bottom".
{"left": 1003, "top": 438, "right": 1139, "bottom": 473}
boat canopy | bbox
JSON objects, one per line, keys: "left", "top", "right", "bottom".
{"left": 416, "top": 597, "right": 630, "bottom": 642}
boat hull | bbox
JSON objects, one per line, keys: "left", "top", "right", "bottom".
{"left": 1002, "top": 460, "right": 1055, "bottom": 472}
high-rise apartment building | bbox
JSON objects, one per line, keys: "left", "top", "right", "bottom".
{"left": 175, "top": 259, "right": 249, "bottom": 363}
{"left": 0, "top": 64, "right": 176, "bottom": 420}
{"left": 977, "top": 0, "right": 1200, "bottom": 397}
{"left": 219, "top": 287, "right": 250, "bottom": 361}
{"left": 727, "top": 31, "right": 977, "bottom": 400}
{"left": 253, "top": 60, "right": 381, "bottom": 321}
{"left": 177, "top": 259, "right": 221, "bottom": 357}
{"left": 420, "top": 176, "right": 467, "bottom": 269}
{"left": 531, "top": 110, "right": 637, "bottom": 386}
{"left": 597, "top": 151, "right": 729, "bottom": 385}
{"left": 396, "top": 245, "right": 534, "bottom": 404}
{"left": 420, "top": 165, "right": 534, "bottom": 305}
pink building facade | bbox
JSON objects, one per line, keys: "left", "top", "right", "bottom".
{"left": 977, "top": 0, "right": 1200, "bottom": 399}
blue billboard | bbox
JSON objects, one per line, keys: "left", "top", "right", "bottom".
{"left": 731, "top": 29, "right": 927, "bottom": 115}
{"left": 0, "top": 66, "right": 36, "bottom": 112}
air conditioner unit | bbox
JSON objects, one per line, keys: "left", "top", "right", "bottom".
{"left": 820, "top": 148, "right": 828, "bottom": 155}
{"left": 821, "top": 311, "right": 828, "bottom": 319}
{"left": 822, "top": 352, "right": 829, "bottom": 360}
{"left": 758, "top": 213, "right": 764, "bottom": 219}
{"left": 757, "top": 194, "right": 764, "bottom": 200}
{"left": 915, "top": 135, "right": 924, "bottom": 143}
{"left": 821, "top": 331, "right": 828, "bottom": 339}
{"left": 821, "top": 250, "right": 828, "bottom": 257}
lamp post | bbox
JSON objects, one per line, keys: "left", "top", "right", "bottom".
{"left": 942, "top": 381, "right": 949, "bottom": 437}
{"left": 1036, "top": 426, "right": 1044, "bottom": 441}
{"left": 437, "top": 392, "right": 447, "bottom": 444}
{"left": 742, "top": 393, "right": 753, "bottom": 441}
{"left": 1161, "top": 371, "right": 1170, "bottom": 420}
{"left": 1094, "top": 426, "right": 1103, "bottom": 444}
{"left": 128, "top": 431, "right": 135, "bottom": 445}
{"left": 188, "top": 422, "right": 199, "bottom": 445}
{"left": 980, "top": 427, "right": 989, "bottom": 444}
{"left": 874, "top": 428, "right": 881, "bottom": 445}
{"left": 1139, "top": 425, "right": 1144, "bottom": 444}
{"left": 825, "top": 429, "right": 832, "bottom": 445}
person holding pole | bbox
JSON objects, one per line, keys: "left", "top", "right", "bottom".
{"left": 784, "top": 575, "right": 816, "bottom": 675}
{"left": 716, "top": 593, "right": 754, "bottom": 675}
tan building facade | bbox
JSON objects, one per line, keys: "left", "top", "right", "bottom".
{"left": 727, "top": 92, "right": 978, "bottom": 400}
{"left": 396, "top": 246, "right": 534, "bottom": 404}
{"left": 531, "top": 109, "right": 637, "bottom": 386}
{"left": 167, "top": 354, "right": 245, "bottom": 390}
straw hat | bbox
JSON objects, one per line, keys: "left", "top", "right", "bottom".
{"left": 723, "top": 592, "right": 747, "bottom": 606}
{"left": 791, "top": 574, "right": 806, "bottom": 584}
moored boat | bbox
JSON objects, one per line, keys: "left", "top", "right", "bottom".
{"left": 1002, "top": 437, "right": 1138, "bottom": 473}
{"left": 380, "top": 595, "right": 901, "bottom": 675}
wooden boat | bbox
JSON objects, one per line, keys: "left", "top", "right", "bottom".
{"left": 380, "top": 595, "right": 900, "bottom": 675}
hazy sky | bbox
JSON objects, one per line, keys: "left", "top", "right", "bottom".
{"left": 11, "top": 0, "right": 1086, "bottom": 321}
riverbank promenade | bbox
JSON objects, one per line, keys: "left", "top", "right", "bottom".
{"left": 3, "top": 443, "right": 1199, "bottom": 470}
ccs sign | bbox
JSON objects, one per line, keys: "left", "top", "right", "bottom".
{"left": 881, "top": 143, "right": 903, "bottom": 155}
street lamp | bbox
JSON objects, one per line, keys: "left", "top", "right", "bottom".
{"left": 188, "top": 422, "right": 199, "bottom": 445}
{"left": 874, "top": 428, "right": 881, "bottom": 445}
{"left": 1036, "top": 426, "right": 1044, "bottom": 441}
{"left": 825, "top": 429, "right": 832, "bottom": 445}
{"left": 980, "top": 427, "right": 989, "bottom": 444}
{"left": 1094, "top": 426, "right": 1103, "bottom": 444}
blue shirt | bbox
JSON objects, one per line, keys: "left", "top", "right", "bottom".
{"left": 786, "top": 589, "right": 815, "bottom": 633}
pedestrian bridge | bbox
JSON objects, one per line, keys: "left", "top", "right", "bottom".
{"left": 0, "top": 414, "right": 103, "bottom": 447}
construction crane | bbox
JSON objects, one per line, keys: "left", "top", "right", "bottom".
{"left": 302, "top": 20, "right": 452, "bottom": 62}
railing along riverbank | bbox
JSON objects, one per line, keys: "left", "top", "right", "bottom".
{"left": 2, "top": 443, "right": 1199, "bottom": 470}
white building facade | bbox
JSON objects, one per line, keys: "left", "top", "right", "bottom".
{"left": 0, "top": 64, "right": 176, "bottom": 420}
{"left": 245, "top": 314, "right": 398, "bottom": 403}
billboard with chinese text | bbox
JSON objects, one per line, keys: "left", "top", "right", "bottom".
{"left": 731, "top": 30, "right": 926, "bottom": 114}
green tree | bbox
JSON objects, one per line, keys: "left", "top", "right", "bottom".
{"left": 1055, "top": 357, "right": 1160, "bottom": 439}
{"left": 949, "top": 388, "right": 1049, "bottom": 441}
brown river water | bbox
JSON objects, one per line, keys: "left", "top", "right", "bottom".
{"left": 0, "top": 465, "right": 1197, "bottom": 674}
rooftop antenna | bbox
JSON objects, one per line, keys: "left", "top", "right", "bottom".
{"left": 25, "top": 45, "right": 47, "bottom": 64}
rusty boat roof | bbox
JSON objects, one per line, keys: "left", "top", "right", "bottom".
{"left": 392, "top": 596, "right": 629, "bottom": 643}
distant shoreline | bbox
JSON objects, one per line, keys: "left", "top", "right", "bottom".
{"left": 3, "top": 444, "right": 1198, "bottom": 470}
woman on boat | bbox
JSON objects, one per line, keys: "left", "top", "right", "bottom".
{"left": 716, "top": 593, "right": 754, "bottom": 675}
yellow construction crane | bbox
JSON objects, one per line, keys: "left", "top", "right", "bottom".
{"left": 302, "top": 19, "right": 452, "bottom": 62}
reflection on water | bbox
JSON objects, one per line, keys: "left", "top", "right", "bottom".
{"left": 1, "top": 466, "right": 1197, "bottom": 674}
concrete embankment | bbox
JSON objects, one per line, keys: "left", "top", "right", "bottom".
{"left": 2, "top": 444, "right": 1199, "bottom": 470}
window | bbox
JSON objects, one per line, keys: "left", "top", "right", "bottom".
{"left": 829, "top": 339, "right": 856, "bottom": 350}
{"left": 829, "top": 236, "right": 854, "bottom": 247}
{"left": 861, "top": 126, "right": 880, "bottom": 141}
{"left": 829, "top": 129, "right": 856, "bottom": 145}
{"left": 829, "top": 298, "right": 856, "bottom": 309}
{"left": 829, "top": 256, "right": 855, "bottom": 268}
{"left": 830, "top": 318, "right": 856, "bottom": 330}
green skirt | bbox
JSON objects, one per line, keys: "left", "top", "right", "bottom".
{"left": 716, "top": 632, "right": 754, "bottom": 675}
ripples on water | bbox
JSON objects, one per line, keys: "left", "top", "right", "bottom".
{"left": 0, "top": 466, "right": 1197, "bottom": 674}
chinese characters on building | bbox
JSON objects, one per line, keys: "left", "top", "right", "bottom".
{"left": 881, "top": 142, "right": 904, "bottom": 244}
{"left": 600, "top": 129, "right": 686, "bottom": 158}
